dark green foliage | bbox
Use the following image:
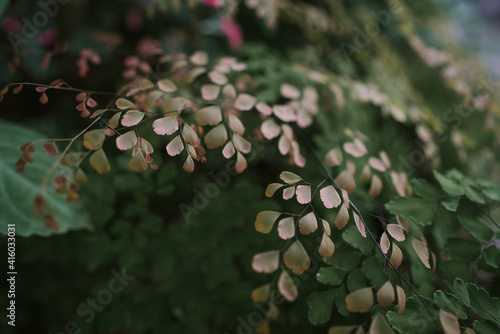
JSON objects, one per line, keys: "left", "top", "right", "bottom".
{"left": 1, "top": 0, "right": 500, "bottom": 333}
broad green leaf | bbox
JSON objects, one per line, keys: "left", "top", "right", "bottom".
{"left": 440, "top": 260, "right": 474, "bottom": 282}
{"left": 410, "top": 178, "right": 444, "bottom": 200}
{"left": 473, "top": 320, "right": 500, "bottom": 334}
{"left": 452, "top": 278, "right": 470, "bottom": 307}
{"left": 441, "top": 198, "right": 460, "bottom": 211}
{"left": 316, "top": 267, "right": 348, "bottom": 286}
{"left": 483, "top": 246, "right": 500, "bottom": 268}
{"left": 324, "top": 245, "right": 362, "bottom": 270}
{"left": 342, "top": 225, "right": 372, "bottom": 255}
{"left": 333, "top": 285, "right": 349, "bottom": 316}
{"left": 433, "top": 170, "right": 464, "bottom": 197}
{"left": 457, "top": 215, "right": 494, "bottom": 243}
{"left": 347, "top": 269, "right": 367, "bottom": 292}
{"left": 433, "top": 291, "right": 467, "bottom": 319}
{"left": 463, "top": 184, "right": 485, "bottom": 204}
{"left": 307, "top": 290, "right": 335, "bottom": 325}
{"left": 467, "top": 283, "right": 500, "bottom": 324}
{"left": 387, "top": 296, "right": 439, "bottom": 334}
{"left": 385, "top": 197, "right": 436, "bottom": 227}
{"left": 362, "top": 255, "right": 384, "bottom": 285}
{"left": 444, "top": 238, "right": 481, "bottom": 261}
{"left": 482, "top": 186, "right": 500, "bottom": 201}
{"left": 0, "top": 120, "right": 91, "bottom": 236}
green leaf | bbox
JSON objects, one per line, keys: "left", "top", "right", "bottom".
{"left": 346, "top": 269, "right": 367, "bottom": 292}
{"left": 362, "top": 255, "right": 384, "bottom": 286}
{"left": 457, "top": 215, "right": 494, "bottom": 243}
{"left": 433, "top": 291, "right": 467, "bottom": 319}
{"left": 387, "top": 296, "right": 439, "bottom": 333}
{"left": 323, "top": 244, "right": 362, "bottom": 270}
{"left": 433, "top": 170, "right": 464, "bottom": 197}
{"left": 0, "top": 120, "right": 92, "bottom": 236}
{"left": 333, "top": 285, "right": 349, "bottom": 316}
{"left": 474, "top": 320, "right": 500, "bottom": 334}
{"left": 441, "top": 197, "right": 460, "bottom": 211}
{"left": 385, "top": 197, "right": 436, "bottom": 226}
{"left": 482, "top": 187, "right": 500, "bottom": 201}
{"left": 467, "top": 283, "right": 500, "bottom": 324}
{"left": 483, "top": 246, "right": 500, "bottom": 269}
{"left": 316, "top": 267, "right": 348, "bottom": 286}
{"left": 452, "top": 278, "right": 470, "bottom": 307}
{"left": 444, "top": 238, "right": 481, "bottom": 261}
{"left": 342, "top": 225, "right": 373, "bottom": 255}
{"left": 307, "top": 290, "right": 335, "bottom": 325}
{"left": 411, "top": 178, "right": 444, "bottom": 200}
{"left": 462, "top": 184, "right": 485, "bottom": 204}
{"left": 440, "top": 260, "right": 474, "bottom": 282}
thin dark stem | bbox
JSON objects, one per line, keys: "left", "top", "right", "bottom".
{"left": 294, "top": 126, "right": 439, "bottom": 325}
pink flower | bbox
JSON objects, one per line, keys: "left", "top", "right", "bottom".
{"left": 220, "top": 18, "right": 243, "bottom": 50}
